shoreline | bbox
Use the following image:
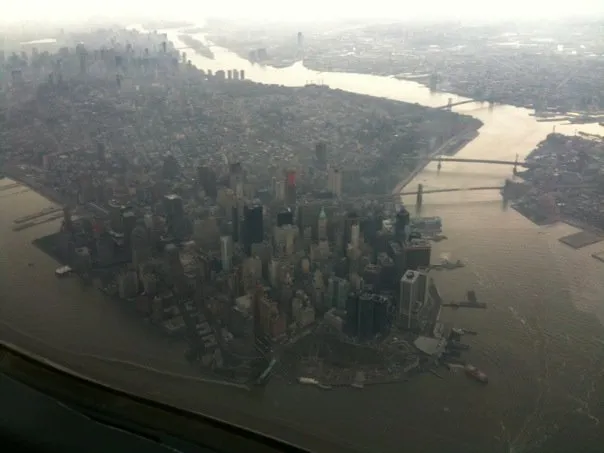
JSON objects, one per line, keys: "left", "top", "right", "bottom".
{"left": 301, "top": 60, "right": 601, "bottom": 120}
{"left": 2, "top": 164, "right": 73, "bottom": 208}
{"left": 211, "top": 48, "right": 600, "bottom": 122}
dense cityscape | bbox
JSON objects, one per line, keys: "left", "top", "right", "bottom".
{"left": 0, "top": 26, "right": 486, "bottom": 389}
{"left": 512, "top": 133, "right": 604, "bottom": 231}
{"left": 205, "top": 19, "right": 604, "bottom": 117}
{"left": 2, "top": 14, "right": 604, "bottom": 453}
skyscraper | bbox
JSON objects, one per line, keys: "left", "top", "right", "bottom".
{"left": 328, "top": 167, "right": 342, "bottom": 197}
{"left": 351, "top": 223, "right": 360, "bottom": 249}
{"left": 315, "top": 142, "right": 327, "bottom": 169}
{"left": 285, "top": 170, "right": 297, "bottom": 205}
{"left": 277, "top": 209, "right": 294, "bottom": 227}
{"left": 220, "top": 235, "right": 233, "bottom": 271}
{"left": 231, "top": 206, "right": 240, "bottom": 242}
{"left": 399, "top": 270, "right": 420, "bottom": 329}
{"left": 395, "top": 206, "right": 410, "bottom": 241}
{"left": 357, "top": 292, "right": 375, "bottom": 341}
{"left": 164, "top": 194, "right": 186, "bottom": 241}
{"left": 229, "top": 162, "right": 244, "bottom": 199}
{"left": 244, "top": 204, "right": 264, "bottom": 253}
{"left": 317, "top": 207, "right": 328, "bottom": 241}
{"left": 197, "top": 165, "right": 217, "bottom": 198}
{"left": 345, "top": 293, "right": 359, "bottom": 337}
{"left": 108, "top": 200, "right": 123, "bottom": 234}
{"left": 404, "top": 238, "right": 432, "bottom": 271}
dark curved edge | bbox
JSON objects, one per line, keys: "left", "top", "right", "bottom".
{"left": 0, "top": 341, "right": 362, "bottom": 453}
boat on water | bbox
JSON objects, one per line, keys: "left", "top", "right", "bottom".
{"left": 410, "top": 216, "right": 442, "bottom": 234}
{"left": 452, "top": 328, "right": 478, "bottom": 336}
{"left": 465, "top": 364, "right": 488, "bottom": 383}
{"left": 55, "top": 265, "right": 73, "bottom": 277}
{"left": 449, "top": 341, "right": 470, "bottom": 351}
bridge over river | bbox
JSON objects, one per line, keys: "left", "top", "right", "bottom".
{"left": 300, "top": 181, "right": 597, "bottom": 209}
{"left": 406, "top": 155, "right": 537, "bottom": 169}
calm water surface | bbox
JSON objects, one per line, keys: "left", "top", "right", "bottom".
{"left": 0, "top": 27, "right": 603, "bottom": 453}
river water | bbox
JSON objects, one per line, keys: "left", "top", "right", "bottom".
{"left": 1, "top": 26, "right": 603, "bottom": 453}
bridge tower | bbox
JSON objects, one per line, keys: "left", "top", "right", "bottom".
{"left": 416, "top": 184, "right": 423, "bottom": 208}
{"left": 447, "top": 98, "right": 453, "bottom": 110}
{"left": 513, "top": 153, "right": 519, "bottom": 176}
{"left": 437, "top": 157, "right": 442, "bottom": 172}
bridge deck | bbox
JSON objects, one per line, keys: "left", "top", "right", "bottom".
{"left": 407, "top": 156, "right": 531, "bottom": 167}
{"left": 400, "top": 186, "right": 502, "bottom": 196}
{"left": 436, "top": 99, "right": 476, "bottom": 110}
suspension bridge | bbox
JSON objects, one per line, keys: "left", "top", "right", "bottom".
{"left": 406, "top": 155, "right": 536, "bottom": 169}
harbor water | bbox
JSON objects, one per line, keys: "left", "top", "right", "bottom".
{"left": 1, "top": 26, "right": 604, "bottom": 453}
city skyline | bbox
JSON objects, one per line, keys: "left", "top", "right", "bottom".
{"left": 2, "top": 0, "right": 604, "bottom": 24}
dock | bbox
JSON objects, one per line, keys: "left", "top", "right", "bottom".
{"left": 13, "top": 213, "right": 65, "bottom": 231}
{"left": 14, "top": 207, "right": 62, "bottom": 224}
{"left": 442, "top": 290, "right": 486, "bottom": 309}
{"left": 442, "top": 302, "right": 487, "bottom": 309}
{"left": 0, "top": 183, "right": 22, "bottom": 192}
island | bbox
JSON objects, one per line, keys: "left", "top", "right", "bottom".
{"left": 1, "top": 26, "right": 485, "bottom": 389}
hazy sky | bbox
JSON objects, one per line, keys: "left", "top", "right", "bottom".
{"left": 2, "top": 0, "right": 604, "bottom": 24}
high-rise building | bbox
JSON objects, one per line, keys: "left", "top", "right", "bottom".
{"left": 122, "top": 209, "right": 137, "bottom": 247}
{"left": 328, "top": 167, "right": 342, "bottom": 197}
{"left": 220, "top": 235, "right": 233, "bottom": 271}
{"left": 416, "top": 268, "right": 429, "bottom": 306}
{"left": 273, "top": 224, "right": 298, "bottom": 257}
{"left": 73, "top": 246, "right": 92, "bottom": 275}
{"left": 131, "top": 222, "right": 151, "bottom": 268}
{"left": 373, "top": 294, "right": 391, "bottom": 337}
{"left": 197, "top": 165, "right": 217, "bottom": 198}
{"left": 231, "top": 206, "right": 240, "bottom": 242}
{"left": 118, "top": 267, "right": 139, "bottom": 299}
{"left": 317, "top": 207, "right": 328, "bottom": 241}
{"left": 315, "top": 142, "right": 327, "bottom": 169}
{"left": 345, "top": 293, "right": 359, "bottom": 337}
{"left": 399, "top": 270, "right": 420, "bottom": 329}
{"left": 404, "top": 238, "right": 432, "bottom": 271}
{"left": 357, "top": 292, "right": 375, "bottom": 341}
{"left": 326, "top": 276, "right": 350, "bottom": 310}
{"left": 395, "top": 206, "right": 411, "bottom": 241}
{"left": 108, "top": 200, "right": 123, "bottom": 234}
{"left": 363, "top": 264, "right": 381, "bottom": 288}
{"left": 343, "top": 212, "right": 358, "bottom": 251}
{"left": 274, "top": 178, "right": 285, "bottom": 201}
{"left": 162, "top": 155, "right": 180, "bottom": 179}
{"left": 285, "top": 170, "right": 297, "bottom": 205}
{"left": 276, "top": 209, "right": 294, "bottom": 227}
{"left": 244, "top": 204, "right": 264, "bottom": 245}
{"left": 164, "top": 194, "right": 186, "bottom": 241}
{"left": 229, "top": 162, "right": 244, "bottom": 199}
{"left": 351, "top": 223, "right": 360, "bottom": 249}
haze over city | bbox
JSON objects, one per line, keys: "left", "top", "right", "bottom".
{"left": 2, "top": 2, "right": 604, "bottom": 453}
{"left": 2, "top": 0, "right": 604, "bottom": 24}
